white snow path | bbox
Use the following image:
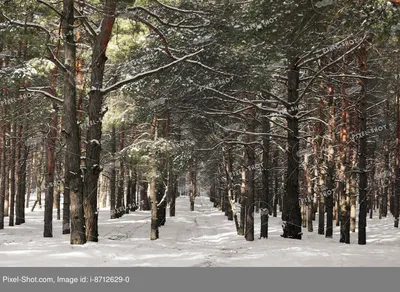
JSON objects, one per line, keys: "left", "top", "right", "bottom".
{"left": 1, "top": 196, "right": 400, "bottom": 266}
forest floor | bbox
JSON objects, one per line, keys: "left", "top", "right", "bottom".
{"left": 1, "top": 196, "right": 399, "bottom": 266}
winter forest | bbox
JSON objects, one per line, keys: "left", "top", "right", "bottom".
{"left": 0, "top": 0, "right": 400, "bottom": 267}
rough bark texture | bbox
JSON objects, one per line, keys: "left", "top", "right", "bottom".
{"left": 63, "top": 0, "right": 85, "bottom": 244}
{"left": 44, "top": 105, "right": 58, "bottom": 237}
{"left": 325, "top": 86, "right": 335, "bottom": 238}
{"left": 84, "top": 0, "right": 118, "bottom": 242}
{"left": 282, "top": 60, "right": 302, "bottom": 240}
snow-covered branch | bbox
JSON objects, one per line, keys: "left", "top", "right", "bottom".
{"left": 19, "top": 88, "right": 64, "bottom": 104}
{"left": 101, "top": 49, "right": 204, "bottom": 95}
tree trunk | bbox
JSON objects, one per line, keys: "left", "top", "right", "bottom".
{"left": 238, "top": 165, "right": 245, "bottom": 236}
{"left": 223, "top": 146, "right": 240, "bottom": 233}
{"left": 62, "top": 0, "right": 85, "bottom": 244}
{"left": 382, "top": 98, "right": 390, "bottom": 217}
{"left": 357, "top": 44, "right": 369, "bottom": 244}
{"left": 245, "top": 119, "right": 255, "bottom": 241}
{"left": 339, "top": 66, "right": 350, "bottom": 244}
{"left": 189, "top": 160, "right": 195, "bottom": 212}
{"left": 149, "top": 113, "right": 158, "bottom": 240}
{"left": 110, "top": 125, "right": 116, "bottom": 218}
{"left": 15, "top": 122, "right": 22, "bottom": 225}
{"left": 116, "top": 125, "right": 125, "bottom": 217}
{"left": 304, "top": 148, "right": 313, "bottom": 232}
{"left": 44, "top": 104, "right": 58, "bottom": 237}
{"left": 325, "top": 85, "right": 335, "bottom": 238}
{"left": 9, "top": 122, "right": 16, "bottom": 227}
{"left": 260, "top": 117, "right": 270, "bottom": 238}
{"left": 84, "top": 0, "right": 118, "bottom": 242}
{"left": 4, "top": 123, "right": 10, "bottom": 216}
{"left": 0, "top": 106, "right": 6, "bottom": 229}
{"left": 282, "top": 59, "right": 302, "bottom": 240}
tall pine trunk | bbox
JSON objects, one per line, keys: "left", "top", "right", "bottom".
{"left": 84, "top": 0, "right": 118, "bottom": 242}
{"left": 9, "top": 122, "right": 16, "bottom": 226}
{"left": 63, "top": 0, "right": 85, "bottom": 244}
{"left": 358, "top": 45, "right": 368, "bottom": 244}
{"left": 245, "top": 119, "right": 255, "bottom": 241}
{"left": 282, "top": 59, "right": 302, "bottom": 240}
{"left": 44, "top": 104, "right": 58, "bottom": 237}
{"left": 149, "top": 113, "right": 158, "bottom": 240}
{"left": 260, "top": 117, "right": 270, "bottom": 238}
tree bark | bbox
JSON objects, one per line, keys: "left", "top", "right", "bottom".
{"left": 325, "top": 85, "right": 335, "bottom": 238}
{"left": 260, "top": 117, "right": 270, "bottom": 238}
{"left": 9, "top": 122, "right": 16, "bottom": 227}
{"left": 0, "top": 106, "right": 6, "bottom": 229}
{"left": 84, "top": 0, "right": 118, "bottom": 242}
{"left": 44, "top": 104, "right": 58, "bottom": 237}
{"left": 358, "top": 44, "right": 368, "bottom": 244}
{"left": 62, "top": 0, "right": 85, "bottom": 244}
{"left": 282, "top": 59, "right": 302, "bottom": 240}
{"left": 110, "top": 125, "right": 116, "bottom": 218}
{"left": 245, "top": 119, "right": 255, "bottom": 241}
{"left": 149, "top": 113, "right": 158, "bottom": 240}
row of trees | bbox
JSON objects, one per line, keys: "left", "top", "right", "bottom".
{"left": 0, "top": 0, "right": 399, "bottom": 245}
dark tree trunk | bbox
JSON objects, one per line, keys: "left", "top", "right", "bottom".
{"left": 131, "top": 169, "right": 137, "bottom": 211}
{"left": 149, "top": 113, "right": 158, "bottom": 240}
{"left": 9, "top": 122, "right": 16, "bottom": 227}
{"left": 110, "top": 125, "right": 116, "bottom": 219}
{"left": 238, "top": 166, "right": 246, "bottom": 236}
{"left": 358, "top": 45, "right": 368, "bottom": 244}
{"left": 44, "top": 104, "right": 58, "bottom": 237}
{"left": 15, "top": 123, "right": 22, "bottom": 226}
{"left": 63, "top": 0, "right": 85, "bottom": 244}
{"left": 325, "top": 85, "right": 335, "bottom": 238}
{"left": 189, "top": 159, "right": 195, "bottom": 212}
{"left": 282, "top": 59, "right": 302, "bottom": 240}
{"left": 382, "top": 98, "right": 390, "bottom": 217}
{"left": 4, "top": 123, "right": 10, "bottom": 216}
{"left": 126, "top": 170, "right": 132, "bottom": 212}
{"left": 0, "top": 106, "right": 6, "bottom": 229}
{"left": 223, "top": 146, "right": 240, "bottom": 231}
{"left": 260, "top": 117, "right": 270, "bottom": 238}
{"left": 273, "top": 149, "right": 279, "bottom": 218}
{"left": 116, "top": 125, "right": 125, "bottom": 218}
{"left": 245, "top": 119, "right": 255, "bottom": 241}
{"left": 168, "top": 168, "right": 176, "bottom": 217}
{"left": 140, "top": 181, "right": 150, "bottom": 211}
{"left": 84, "top": 0, "right": 117, "bottom": 242}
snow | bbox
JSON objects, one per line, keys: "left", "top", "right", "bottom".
{"left": 1, "top": 195, "right": 400, "bottom": 267}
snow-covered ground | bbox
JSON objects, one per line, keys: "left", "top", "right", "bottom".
{"left": 1, "top": 196, "right": 399, "bottom": 267}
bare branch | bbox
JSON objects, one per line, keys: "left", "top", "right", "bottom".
{"left": 1, "top": 13, "right": 52, "bottom": 38}
{"left": 136, "top": 16, "right": 172, "bottom": 57}
{"left": 74, "top": 7, "right": 97, "bottom": 39}
{"left": 125, "top": 6, "right": 209, "bottom": 29}
{"left": 19, "top": 88, "right": 64, "bottom": 104}
{"left": 296, "top": 34, "right": 367, "bottom": 104}
{"left": 37, "top": 0, "right": 63, "bottom": 17}
{"left": 152, "top": 0, "right": 209, "bottom": 15}
{"left": 260, "top": 90, "right": 290, "bottom": 108}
